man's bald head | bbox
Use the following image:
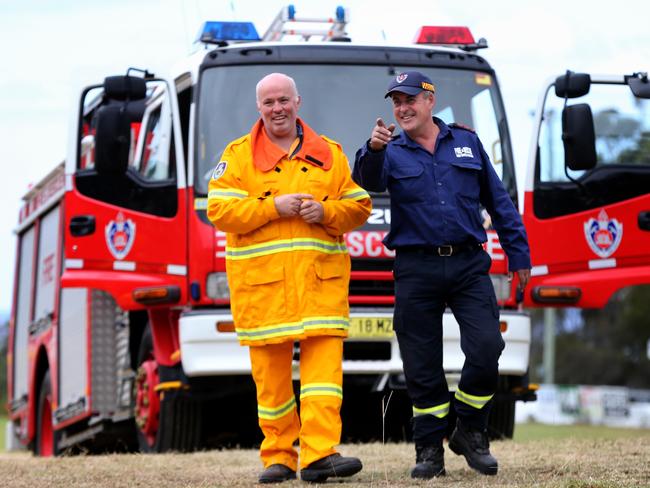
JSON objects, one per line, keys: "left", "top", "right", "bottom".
{"left": 256, "top": 73, "right": 299, "bottom": 102}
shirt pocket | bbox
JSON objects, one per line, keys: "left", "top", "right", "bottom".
{"left": 450, "top": 160, "right": 482, "bottom": 200}
{"left": 390, "top": 162, "right": 426, "bottom": 203}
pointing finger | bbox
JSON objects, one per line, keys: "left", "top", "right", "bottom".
{"left": 376, "top": 118, "right": 385, "bottom": 128}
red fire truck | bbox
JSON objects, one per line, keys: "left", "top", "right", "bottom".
{"left": 6, "top": 6, "right": 536, "bottom": 455}
{"left": 523, "top": 71, "right": 650, "bottom": 308}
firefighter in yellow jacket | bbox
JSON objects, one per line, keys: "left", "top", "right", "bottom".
{"left": 207, "top": 73, "right": 371, "bottom": 484}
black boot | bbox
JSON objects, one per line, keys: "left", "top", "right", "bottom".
{"left": 300, "top": 453, "right": 363, "bottom": 483}
{"left": 258, "top": 464, "right": 297, "bottom": 484}
{"left": 448, "top": 419, "right": 498, "bottom": 475}
{"left": 411, "top": 444, "right": 446, "bottom": 479}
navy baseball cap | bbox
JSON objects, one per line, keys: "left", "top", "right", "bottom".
{"left": 384, "top": 71, "right": 436, "bottom": 98}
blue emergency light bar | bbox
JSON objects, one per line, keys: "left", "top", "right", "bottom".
{"left": 198, "top": 21, "right": 260, "bottom": 44}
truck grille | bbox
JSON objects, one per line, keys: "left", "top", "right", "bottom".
{"left": 350, "top": 258, "right": 394, "bottom": 296}
{"left": 349, "top": 279, "right": 394, "bottom": 296}
{"left": 351, "top": 258, "right": 393, "bottom": 272}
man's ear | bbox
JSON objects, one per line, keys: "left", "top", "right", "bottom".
{"left": 296, "top": 95, "right": 302, "bottom": 108}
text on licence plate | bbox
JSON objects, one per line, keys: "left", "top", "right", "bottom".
{"left": 348, "top": 317, "right": 394, "bottom": 338}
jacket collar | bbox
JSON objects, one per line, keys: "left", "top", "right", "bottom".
{"left": 251, "top": 117, "right": 333, "bottom": 172}
{"left": 393, "top": 116, "right": 452, "bottom": 148}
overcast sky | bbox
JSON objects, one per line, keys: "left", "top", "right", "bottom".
{"left": 1, "top": 0, "right": 649, "bottom": 313}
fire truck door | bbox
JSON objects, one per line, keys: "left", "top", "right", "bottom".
{"left": 65, "top": 78, "right": 188, "bottom": 302}
{"left": 525, "top": 75, "right": 650, "bottom": 307}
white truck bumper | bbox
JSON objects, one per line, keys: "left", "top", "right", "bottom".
{"left": 179, "top": 309, "right": 530, "bottom": 379}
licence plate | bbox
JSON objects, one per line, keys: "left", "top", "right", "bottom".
{"left": 348, "top": 317, "right": 394, "bottom": 339}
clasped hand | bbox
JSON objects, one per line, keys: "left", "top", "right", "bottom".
{"left": 274, "top": 193, "right": 324, "bottom": 224}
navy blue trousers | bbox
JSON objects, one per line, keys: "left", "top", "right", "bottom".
{"left": 393, "top": 247, "right": 504, "bottom": 446}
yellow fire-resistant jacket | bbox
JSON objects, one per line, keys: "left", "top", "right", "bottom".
{"left": 207, "top": 119, "right": 372, "bottom": 346}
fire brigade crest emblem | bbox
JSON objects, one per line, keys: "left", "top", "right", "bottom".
{"left": 583, "top": 209, "right": 623, "bottom": 258}
{"left": 396, "top": 73, "right": 408, "bottom": 83}
{"left": 105, "top": 212, "right": 136, "bottom": 260}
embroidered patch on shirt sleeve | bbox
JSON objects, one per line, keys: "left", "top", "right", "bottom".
{"left": 211, "top": 161, "right": 228, "bottom": 180}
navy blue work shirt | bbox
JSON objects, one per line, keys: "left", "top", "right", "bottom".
{"left": 353, "top": 117, "right": 531, "bottom": 272}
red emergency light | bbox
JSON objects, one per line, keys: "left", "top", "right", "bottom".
{"left": 414, "top": 26, "right": 475, "bottom": 45}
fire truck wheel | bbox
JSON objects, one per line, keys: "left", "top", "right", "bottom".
{"left": 35, "top": 371, "right": 59, "bottom": 456}
{"left": 135, "top": 325, "right": 202, "bottom": 453}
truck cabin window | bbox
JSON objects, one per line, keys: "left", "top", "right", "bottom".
{"left": 535, "top": 83, "right": 650, "bottom": 218}
{"left": 196, "top": 65, "right": 514, "bottom": 199}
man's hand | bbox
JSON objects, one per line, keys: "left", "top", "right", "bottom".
{"left": 299, "top": 199, "right": 324, "bottom": 224}
{"left": 369, "top": 117, "right": 396, "bottom": 151}
{"left": 274, "top": 193, "right": 313, "bottom": 217}
{"left": 508, "top": 269, "right": 531, "bottom": 289}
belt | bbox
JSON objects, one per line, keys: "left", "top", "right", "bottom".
{"left": 398, "top": 243, "right": 483, "bottom": 257}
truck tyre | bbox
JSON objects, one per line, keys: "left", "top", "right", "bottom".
{"left": 135, "top": 324, "right": 202, "bottom": 452}
{"left": 35, "top": 371, "right": 59, "bottom": 456}
{"left": 488, "top": 394, "right": 515, "bottom": 440}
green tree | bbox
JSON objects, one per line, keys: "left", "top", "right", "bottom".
{"left": 528, "top": 286, "right": 650, "bottom": 387}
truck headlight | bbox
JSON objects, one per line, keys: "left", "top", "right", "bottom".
{"left": 206, "top": 272, "right": 230, "bottom": 299}
{"left": 490, "top": 274, "right": 511, "bottom": 302}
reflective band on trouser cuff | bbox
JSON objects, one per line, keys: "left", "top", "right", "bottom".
{"left": 207, "top": 188, "right": 249, "bottom": 201}
{"left": 455, "top": 389, "right": 494, "bottom": 409}
{"left": 300, "top": 383, "right": 343, "bottom": 400}
{"left": 258, "top": 396, "right": 297, "bottom": 420}
{"left": 340, "top": 189, "right": 370, "bottom": 201}
{"left": 237, "top": 317, "right": 350, "bottom": 343}
{"left": 226, "top": 237, "right": 348, "bottom": 261}
{"left": 413, "top": 401, "right": 450, "bottom": 419}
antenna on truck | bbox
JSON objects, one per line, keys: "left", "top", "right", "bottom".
{"left": 262, "top": 4, "right": 349, "bottom": 42}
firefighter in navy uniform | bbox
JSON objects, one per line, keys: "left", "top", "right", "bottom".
{"left": 353, "top": 71, "right": 531, "bottom": 478}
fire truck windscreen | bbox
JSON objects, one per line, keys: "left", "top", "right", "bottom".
{"left": 196, "top": 64, "right": 515, "bottom": 197}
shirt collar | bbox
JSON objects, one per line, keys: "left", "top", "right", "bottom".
{"left": 250, "top": 117, "right": 333, "bottom": 172}
{"left": 392, "top": 116, "right": 453, "bottom": 148}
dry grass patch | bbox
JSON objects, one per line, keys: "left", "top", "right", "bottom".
{"left": 1, "top": 436, "right": 649, "bottom": 487}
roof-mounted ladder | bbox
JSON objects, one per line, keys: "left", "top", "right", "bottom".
{"left": 262, "top": 4, "right": 349, "bottom": 42}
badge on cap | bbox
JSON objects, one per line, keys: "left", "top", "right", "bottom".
{"left": 396, "top": 73, "right": 408, "bottom": 83}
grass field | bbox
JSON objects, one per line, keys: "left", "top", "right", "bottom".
{"left": 1, "top": 422, "right": 649, "bottom": 487}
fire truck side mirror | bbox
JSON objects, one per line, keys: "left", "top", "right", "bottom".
{"left": 93, "top": 75, "right": 147, "bottom": 176}
{"left": 628, "top": 73, "right": 650, "bottom": 99}
{"left": 561, "top": 103, "right": 597, "bottom": 172}
{"left": 94, "top": 105, "right": 131, "bottom": 176}
{"left": 555, "top": 72, "right": 591, "bottom": 98}
{"left": 104, "top": 75, "right": 147, "bottom": 101}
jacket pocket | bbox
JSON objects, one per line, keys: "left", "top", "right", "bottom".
{"left": 240, "top": 265, "right": 286, "bottom": 327}
{"left": 307, "top": 178, "right": 330, "bottom": 202}
{"left": 308, "top": 257, "right": 349, "bottom": 315}
{"left": 245, "top": 265, "right": 284, "bottom": 285}
{"left": 315, "top": 260, "right": 343, "bottom": 280}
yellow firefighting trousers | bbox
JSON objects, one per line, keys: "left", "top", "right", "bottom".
{"left": 249, "top": 335, "right": 343, "bottom": 470}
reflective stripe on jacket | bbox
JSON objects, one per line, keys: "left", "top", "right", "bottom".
{"left": 207, "top": 119, "right": 372, "bottom": 346}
